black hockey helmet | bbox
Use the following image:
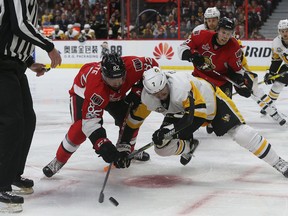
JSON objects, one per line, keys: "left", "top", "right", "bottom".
{"left": 217, "top": 17, "right": 235, "bottom": 31}
{"left": 101, "top": 53, "right": 126, "bottom": 79}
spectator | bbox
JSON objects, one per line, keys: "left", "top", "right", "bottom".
{"left": 41, "top": 9, "right": 53, "bottom": 26}
{"left": 251, "top": 28, "right": 265, "bottom": 39}
{"left": 167, "top": 26, "right": 178, "bottom": 39}
{"left": 186, "top": 15, "right": 198, "bottom": 33}
{"left": 109, "top": 16, "right": 120, "bottom": 39}
{"left": 92, "top": 18, "right": 108, "bottom": 39}
{"left": 57, "top": 13, "right": 70, "bottom": 32}
{"left": 42, "top": 15, "right": 52, "bottom": 26}
{"left": 142, "top": 23, "right": 154, "bottom": 39}
{"left": 153, "top": 21, "right": 166, "bottom": 39}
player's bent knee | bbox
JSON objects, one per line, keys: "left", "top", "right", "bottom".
{"left": 228, "top": 124, "right": 262, "bottom": 151}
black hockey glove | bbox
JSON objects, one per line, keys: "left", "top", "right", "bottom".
{"left": 234, "top": 86, "right": 251, "bottom": 98}
{"left": 231, "top": 73, "right": 252, "bottom": 98}
{"left": 114, "top": 143, "right": 132, "bottom": 169}
{"left": 96, "top": 142, "right": 119, "bottom": 163}
{"left": 152, "top": 128, "right": 171, "bottom": 147}
{"left": 264, "top": 71, "right": 277, "bottom": 85}
{"left": 191, "top": 53, "right": 205, "bottom": 68}
{"left": 124, "top": 90, "right": 141, "bottom": 108}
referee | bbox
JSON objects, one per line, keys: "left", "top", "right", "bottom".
{"left": 0, "top": 0, "right": 61, "bottom": 212}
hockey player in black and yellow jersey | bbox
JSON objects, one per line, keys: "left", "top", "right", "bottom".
{"left": 141, "top": 66, "right": 288, "bottom": 177}
{"left": 261, "top": 19, "right": 288, "bottom": 115}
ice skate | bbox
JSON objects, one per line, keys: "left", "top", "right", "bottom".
{"left": 12, "top": 177, "right": 34, "bottom": 195}
{"left": 0, "top": 192, "right": 23, "bottom": 213}
{"left": 180, "top": 139, "right": 199, "bottom": 166}
{"left": 270, "top": 112, "right": 286, "bottom": 126}
{"left": 260, "top": 108, "right": 267, "bottom": 115}
{"left": 43, "top": 157, "right": 65, "bottom": 177}
{"left": 273, "top": 157, "right": 288, "bottom": 177}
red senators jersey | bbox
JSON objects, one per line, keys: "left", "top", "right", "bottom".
{"left": 69, "top": 56, "right": 158, "bottom": 137}
{"left": 185, "top": 30, "right": 243, "bottom": 86}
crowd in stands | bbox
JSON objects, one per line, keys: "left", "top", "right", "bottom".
{"left": 37, "top": 0, "right": 281, "bottom": 41}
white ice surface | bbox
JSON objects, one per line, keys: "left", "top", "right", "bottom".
{"left": 9, "top": 69, "right": 288, "bottom": 216}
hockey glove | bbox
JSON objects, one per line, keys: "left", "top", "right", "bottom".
{"left": 114, "top": 143, "right": 132, "bottom": 168}
{"left": 95, "top": 142, "right": 119, "bottom": 163}
{"left": 264, "top": 71, "right": 277, "bottom": 85}
{"left": 124, "top": 85, "right": 142, "bottom": 108}
{"left": 152, "top": 128, "right": 171, "bottom": 147}
{"left": 191, "top": 53, "right": 205, "bottom": 69}
{"left": 231, "top": 73, "right": 252, "bottom": 98}
{"left": 234, "top": 86, "right": 251, "bottom": 98}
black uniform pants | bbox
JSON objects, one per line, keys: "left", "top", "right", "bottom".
{"left": 0, "top": 59, "right": 36, "bottom": 191}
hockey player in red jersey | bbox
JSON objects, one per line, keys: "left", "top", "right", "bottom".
{"left": 178, "top": 17, "right": 286, "bottom": 126}
{"left": 42, "top": 53, "right": 158, "bottom": 177}
{"left": 178, "top": 17, "right": 248, "bottom": 97}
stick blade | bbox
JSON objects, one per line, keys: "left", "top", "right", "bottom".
{"left": 98, "top": 192, "right": 104, "bottom": 203}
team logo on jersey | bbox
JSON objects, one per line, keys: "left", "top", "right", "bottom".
{"left": 90, "top": 93, "right": 104, "bottom": 106}
{"left": 109, "top": 93, "right": 122, "bottom": 102}
{"left": 222, "top": 114, "right": 231, "bottom": 122}
{"left": 86, "top": 102, "right": 103, "bottom": 118}
{"left": 155, "top": 107, "right": 166, "bottom": 113}
{"left": 235, "top": 48, "right": 242, "bottom": 59}
{"left": 277, "top": 47, "right": 283, "bottom": 53}
{"left": 153, "top": 42, "right": 174, "bottom": 60}
{"left": 132, "top": 58, "right": 143, "bottom": 72}
{"left": 201, "top": 51, "right": 216, "bottom": 70}
{"left": 202, "top": 43, "right": 210, "bottom": 51}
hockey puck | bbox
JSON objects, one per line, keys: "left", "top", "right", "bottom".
{"left": 109, "top": 197, "right": 119, "bottom": 206}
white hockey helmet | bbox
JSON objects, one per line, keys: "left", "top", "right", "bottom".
{"left": 204, "top": 7, "right": 220, "bottom": 19}
{"left": 84, "top": 24, "right": 90, "bottom": 29}
{"left": 278, "top": 19, "right": 288, "bottom": 32}
{"left": 143, "top": 67, "right": 168, "bottom": 94}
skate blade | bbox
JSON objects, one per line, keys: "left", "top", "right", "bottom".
{"left": 0, "top": 203, "right": 23, "bottom": 213}
{"left": 12, "top": 186, "right": 34, "bottom": 195}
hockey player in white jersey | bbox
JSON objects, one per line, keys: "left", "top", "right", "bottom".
{"left": 141, "top": 66, "right": 288, "bottom": 177}
{"left": 261, "top": 19, "right": 288, "bottom": 115}
{"left": 192, "top": 7, "right": 220, "bottom": 33}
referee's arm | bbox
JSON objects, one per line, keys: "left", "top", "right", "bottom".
{"left": 8, "top": 0, "right": 54, "bottom": 53}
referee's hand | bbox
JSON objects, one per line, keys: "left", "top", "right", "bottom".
{"left": 48, "top": 48, "right": 62, "bottom": 68}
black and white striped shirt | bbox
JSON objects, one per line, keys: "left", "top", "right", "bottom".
{"left": 0, "top": 0, "right": 54, "bottom": 65}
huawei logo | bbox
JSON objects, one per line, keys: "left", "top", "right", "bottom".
{"left": 153, "top": 42, "right": 174, "bottom": 60}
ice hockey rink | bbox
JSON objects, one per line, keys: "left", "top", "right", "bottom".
{"left": 10, "top": 68, "right": 288, "bottom": 216}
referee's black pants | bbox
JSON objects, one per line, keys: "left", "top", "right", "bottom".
{"left": 0, "top": 59, "right": 36, "bottom": 192}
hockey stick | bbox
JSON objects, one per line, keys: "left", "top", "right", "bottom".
{"left": 98, "top": 163, "right": 112, "bottom": 203}
{"left": 211, "top": 70, "right": 287, "bottom": 116}
{"left": 257, "top": 71, "right": 288, "bottom": 85}
{"left": 212, "top": 70, "right": 242, "bottom": 88}
{"left": 98, "top": 103, "right": 133, "bottom": 203}
{"left": 232, "top": 71, "right": 288, "bottom": 96}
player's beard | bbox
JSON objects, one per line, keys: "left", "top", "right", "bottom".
{"left": 109, "top": 84, "right": 122, "bottom": 91}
